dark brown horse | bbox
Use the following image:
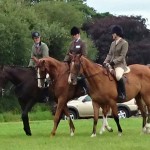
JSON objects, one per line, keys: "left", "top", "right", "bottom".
{"left": 0, "top": 65, "right": 57, "bottom": 136}
{"left": 69, "top": 54, "right": 150, "bottom": 137}
{"left": 0, "top": 65, "right": 79, "bottom": 135}
{"left": 32, "top": 56, "right": 113, "bottom": 136}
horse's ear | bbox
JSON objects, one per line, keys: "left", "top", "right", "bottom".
{"left": 32, "top": 56, "right": 39, "bottom": 64}
{"left": 78, "top": 54, "right": 82, "bottom": 57}
{"left": 41, "top": 60, "right": 45, "bottom": 66}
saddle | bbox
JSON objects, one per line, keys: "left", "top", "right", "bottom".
{"left": 103, "top": 65, "right": 130, "bottom": 82}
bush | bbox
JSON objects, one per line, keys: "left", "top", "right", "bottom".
{"left": 0, "top": 95, "right": 20, "bottom": 114}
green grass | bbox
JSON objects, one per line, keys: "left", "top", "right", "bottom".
{"left": 0, "top": 111, "right": 53, "bottom": 122}
{"left": 0, "top": 117, "right": 149, "bottom": 150}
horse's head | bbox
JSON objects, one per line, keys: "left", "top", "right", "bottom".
{"left": 32, "top": 57, "right": 48, "bottom": 88}
{"left": 69, "top": 54, "right": 82, "bottom": 85}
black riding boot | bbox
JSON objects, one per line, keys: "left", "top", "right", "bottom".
{"left": 77, "top": 75, "right": 89, "bottom": 95}
{"left": 117, "top": 78, "right": 126, "bottom": 101}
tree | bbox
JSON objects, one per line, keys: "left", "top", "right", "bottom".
{"left": 82, "top": 15, "right": 150, "bottom": 65}
{"left": 0, "top": 0, "right": 97, "bottom": 65}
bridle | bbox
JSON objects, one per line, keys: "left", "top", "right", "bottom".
{"left": 70, "top": 59, "right": 101, "bottom": 79}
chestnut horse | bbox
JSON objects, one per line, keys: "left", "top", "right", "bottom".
{"left": 32, "top": 56, "right": 113, "bottom": 136}
{"left": 69, "top": 54, "right": 150, "bottom": 137}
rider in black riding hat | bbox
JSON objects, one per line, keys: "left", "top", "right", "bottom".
{"left": 28, "top": 31, "right": 50, "bottom": 102}
{"left": 103, "top": 25, "right": 128, "bottom": 101}
{"left": 64, "top": 26, "right": 89, "bottom": 94}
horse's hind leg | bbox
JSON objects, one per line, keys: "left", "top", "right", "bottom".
{"left": 91, "top": 101, "right": 99, "bottom": 137}
{"left": 63, "top": 105, "right": 75, "bottom": 136}
{"left": 111, "top": 103, "right": 122, "bottom": 136}
{"left": 144, "top": 105, "right": 150, "bottom": 134}
{"left": 19, "top": 99, "right": 36, "bottom": 136}
{"left": 99, "top": 105, "right": 113, "bottom": 134}
{"left": 135, "top": 95, "right": 147, "bottom": 132}
{"left": 139, "top": 94, "right": 150, "bottom": 134}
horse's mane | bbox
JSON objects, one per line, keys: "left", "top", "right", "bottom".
{"left": 40, "top": 57, "right": 69, "bottom": 71}
{"left": 81, "top": 56, "right": 103, "bottom": 68}
{"left": 3, "top": 65, "right": 36, "bottom": 76}
{"left": 41, "top": 57, "right": 61, "bottom": 64}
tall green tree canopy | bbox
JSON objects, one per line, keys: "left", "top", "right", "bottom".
{"left": 0, "top": 0, "right": 97, "bottom": 65}
{"left": 82, "top": 15, "right": 150, "bottom": 65}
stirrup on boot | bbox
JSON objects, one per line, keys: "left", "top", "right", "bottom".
{"left": 117, "top": 78, "right": 126, "bottom": 101}
{"left": 78, "top": 75, "right": 89, "bottom": 95}
{"left": 82, "top": 87, "right": 88, "bottom": 95}
{"left": 118, "top": 93, "right": 126, "bottom": 101}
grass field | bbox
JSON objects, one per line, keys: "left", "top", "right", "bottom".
{"left": 0, "top": 117, "right": 149, "bottom": 150}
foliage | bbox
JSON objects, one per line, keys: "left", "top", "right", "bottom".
{"left": 82, "top": 15, "right": 150, "bottom": 65}
{"left": 0, "top": 0, "right": 97, "bottom": 65}
{"left": 0, "top": 95, "right": 20, "bottom": 113}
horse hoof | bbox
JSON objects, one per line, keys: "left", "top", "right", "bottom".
{"left": 99, "top": 128, "right": 105, "bottom": 134}
{"left": 118, "top": 132, "right": 122, "bottom": 136}
{"left": 50, "top": 132, "right": 56, "bottom": 137}
{"left": 26, "top": 132, "right": 32, "bottom": 136}
{"left": 105, "top": 127, "right": 113, "bottom": 132}
{"left": 70, "top": 132, "right": 74, "bottom": 136}
{"left": 24, "top": 128, "right": 32, "bottom": 136}
{"left": 142, "top": 127, "right": 147, "bottom": 133}
{"left": 107, "top": 127, "right": 113, "bottom": 132}
{"left": 99, "top": 131, "right": 103, "bottom": 135}
{"left": 91, "top": 133, "right": 96, "bottom": 137}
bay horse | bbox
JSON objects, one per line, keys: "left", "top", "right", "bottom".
{"left": 69, "top": 54, "right": 150, "bottom": 137}
{"left": 0, "top": 65, "right": 72, "bottom": 136}
{"left": 32, "top": 56, "right": 113, "bottom": 136}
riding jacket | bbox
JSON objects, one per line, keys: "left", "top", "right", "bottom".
{"left": 28, "top": 42, "right": 49, "bottom": 67}
{"left": 64, "top": 39, "right": 87, "bottom": 62}
{"left": 104, "top": 38, "right": 128, "bottom": 71}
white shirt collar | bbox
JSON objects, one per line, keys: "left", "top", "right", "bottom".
{"left": 116, "top": 37, "right": 122, "bottom": 45}
{"left": 75, "top": 38, "right": 80, "bottom": 42}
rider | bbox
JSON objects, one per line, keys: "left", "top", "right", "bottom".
{"left": 28, "top": 31, "right": 49, "bottom": 67}
{"left": 28, "top": 31, "right": 50, "bottom": 102}
{"left": 64, "top": 26, "right": 88, "bottom": 94}
{"left": 103, "top": 25, "right": 128, "bottom": 101}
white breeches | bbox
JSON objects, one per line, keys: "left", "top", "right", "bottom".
{"left": 115, "top": 67, "right": 124, "bottom": 81}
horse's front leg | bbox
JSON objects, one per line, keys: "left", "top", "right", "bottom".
{"left": 91, "top": 102, "right": 99, "bottom": 137}
{"left": 19, "top": 99, "right": 36, "bottom": 136}
{"left": 51, "top": 99, "right": 65, "bottom": 136}
{"left": 63, "top": 105, "right": 75, "bottom": 136}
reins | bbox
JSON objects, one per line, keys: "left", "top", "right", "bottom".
{"left": 80, "top": 61, "right": 102, "bottom": 79}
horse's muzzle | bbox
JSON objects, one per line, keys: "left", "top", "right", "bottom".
{"left": 68, "top": 74, "right": 77, "bottom": 85}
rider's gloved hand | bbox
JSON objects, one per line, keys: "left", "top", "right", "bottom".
{"left": 110, "top": 61, "right": 115, "bottom": 67}
{"left": 103, "top": 62, "right": 110, "bottom": 68}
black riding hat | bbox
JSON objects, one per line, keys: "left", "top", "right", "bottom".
{"left": 70, "top": 26, "right": 80, "bottom": 35}
{"left": 111, "top": 25, "right": 124, "bottom": 38}
{"left": 31, "top": 31, "right": 40, "bottom": 38}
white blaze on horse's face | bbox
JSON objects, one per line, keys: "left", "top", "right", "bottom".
{"left": 68, "top": 62, "right": 74, "bottom": 84}
{"left": 68, "top": 74, "right": 72, "bottom": 84}
{"left": 37, "top": 68, "right": 42, "bottom": 88}
{"left": 69, "top": 61, "right": 77, "bottom": 85}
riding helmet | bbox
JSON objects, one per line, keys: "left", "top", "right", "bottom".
{"left": 70, "top": 26, "right": 80, "bottom": 35}
{"left": 31, "top": 31, "right": 40, "bottom": 38}
{"left": 111, "top": 25, "right": 124, "bottom": 37}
